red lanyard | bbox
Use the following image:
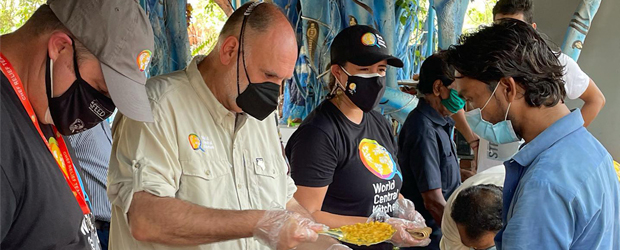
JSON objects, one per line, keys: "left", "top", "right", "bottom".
{"left": 0, "top": 53, "right": 91, "bottom": 215}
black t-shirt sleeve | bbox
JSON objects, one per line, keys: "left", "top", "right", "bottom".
{"left": 406, "top": 128, "right": 442, "bottom": 193}
{"left": 286, "top": 125, "right": 338, "bottom": 187}
{"left": 1, "top": 165, "right": 17, "bottom": 241}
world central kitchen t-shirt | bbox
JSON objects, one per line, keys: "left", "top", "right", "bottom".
{"left": 286, "top": 100, "right": 403, "bottom": 220}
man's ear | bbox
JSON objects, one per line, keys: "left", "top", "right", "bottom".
{"left": 500, "top": 77, "right": 518, "bottom": 103}
{"left": 219, "top": 35, "right": 239, "bottom": 66}
{"left": 532, "top": 22, "right": 537, "bottom": 30}
{"left": 432, "top": 79, "right": 443, "bottom": 97}
{"left": 47, "top": 31, "right": 73, "bottom": 61}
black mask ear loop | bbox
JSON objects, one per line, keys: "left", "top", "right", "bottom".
{"left": 237, "top": 2, "right": 262, "bottom": 96}
{"left": 70, "top": 38, "right": 83, "bottom": 82}
{"left": 45, "top": 38, "right": 80, "bottom": 100}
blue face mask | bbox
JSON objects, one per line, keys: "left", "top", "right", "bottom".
{"left": 465, "top": 83, "right": 520, "bottom": 144}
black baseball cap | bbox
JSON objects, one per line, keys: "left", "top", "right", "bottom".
{"left": 330, "top": 25, "right": 403, "bottom": 68}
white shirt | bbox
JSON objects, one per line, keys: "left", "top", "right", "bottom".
{"left": 558, "top": 53, "right": 590, "bottom": 100}
{"left": 107, "top": 56, "right": 296, "bottom": 250}
{"left": 440, "top": 165, "right": 506, "bottom": 250}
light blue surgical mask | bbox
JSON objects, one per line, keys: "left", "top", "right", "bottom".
{"left": 465, "top": 83, "right": 520, "bottom": 144}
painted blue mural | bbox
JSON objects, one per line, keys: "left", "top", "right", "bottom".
{"left": 140, "top": 0, "right": 191, "bottom": 77}
{"left": 561, "top": 0, "right": 602, "bottom": 61}
{"left": 141, "top": 0, "right": 600, "bottom": 125}
{"left": 232, "top": 0, "right": 468, "bottom": 124}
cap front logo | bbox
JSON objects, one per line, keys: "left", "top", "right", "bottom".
{"left": 137, "top": 50, "right": 152, "bottom": 72}
{"left": 361, "top": 32, "right": 377, "bottom": 46}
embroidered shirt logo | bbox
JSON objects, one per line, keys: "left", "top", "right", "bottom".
{"left": 188, "top": 133, "right": 214, "bottom": 152}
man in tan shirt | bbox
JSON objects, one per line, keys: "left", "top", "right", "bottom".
{"left": 107, "top": 2, "right": 328, "bottom": 250}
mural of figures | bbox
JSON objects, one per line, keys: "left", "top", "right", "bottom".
{"left": 306, "top": 21, "right": 319, "bottom": 62}
{"left": 561, "top": 0, "right": 602, "bottom": 60}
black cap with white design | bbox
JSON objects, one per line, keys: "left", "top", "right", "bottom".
{"left": 330, "top": 25, "right": 403, "bottom": 68}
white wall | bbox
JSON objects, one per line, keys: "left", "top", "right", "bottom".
{"left": 533, "top": 0, "right": 620, "bottom": 159}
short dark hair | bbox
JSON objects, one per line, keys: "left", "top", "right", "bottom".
{"left": 219, "top": 2, "right": 288, "bottom": 40}
{"left": 22, "top": 5, "right": 92, "bottom": 64}
{"left": 493, "top": 0, "right": 534, "bottom": 24}
{"left": 444, "top": 19, "right": 565, "bottom": 107}
{"left": 451, "top": 184, "right": 503, "bottom": 241}
{"left": 417, "top": 53, "right": 454, "bottom": 95}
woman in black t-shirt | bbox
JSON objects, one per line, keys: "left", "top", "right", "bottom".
{"left": 285, "top": 25, "right": 430, "bottom": 250}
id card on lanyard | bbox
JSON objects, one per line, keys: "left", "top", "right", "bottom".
{"left": 0, "top": 53, "right": 92, "bottom": 215}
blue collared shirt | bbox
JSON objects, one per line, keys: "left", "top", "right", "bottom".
{"left": 495, "top": 110, "right": 620, "bottom": 249}
{"left": 67, "top": 120, "right": 113, "bottom": 222}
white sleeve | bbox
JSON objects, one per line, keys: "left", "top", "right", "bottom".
{"left": 558, "top": 53, "right": 590, "bottom": 100}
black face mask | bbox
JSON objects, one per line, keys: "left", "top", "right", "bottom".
{"left": 45, "top": 40, "right": 115, "bottom": 135}
{"left": 337, "top": 67, "right": 386, "bottom": 112}
{"left": 235, "top": 4, "right": 280, "bottom": 121}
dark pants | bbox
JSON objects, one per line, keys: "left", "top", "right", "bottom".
{"left": 400, "top": 218, "right": 441, "bottom": 250}
{"left": 96, "top": 221, "right": 110, "bottom": 250}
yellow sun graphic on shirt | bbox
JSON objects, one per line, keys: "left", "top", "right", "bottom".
{"left": 358, "top": 138, "right": 402, "bottom": 180}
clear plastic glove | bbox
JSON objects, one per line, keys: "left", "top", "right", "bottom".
{"left": 326, "top": 243, "right": 353, "bottom": 250}
{"left": 392, "top": 198, "right": 426, "bottom": 227}
{"left": 253, "top": 210, "right": 326, "bottom": 250}
{"left": 367, "top": 210, "right": 431, "bottom": 247}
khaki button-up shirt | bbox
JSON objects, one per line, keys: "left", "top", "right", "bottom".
{"left": 107, "top": 56, "right": 296, "bottom": 250}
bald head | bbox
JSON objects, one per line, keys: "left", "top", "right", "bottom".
{"left": 219, "top": 2, "right": 293, "bottom": 41}
{"left": 205, "top": 1, "right": 297, "bottom": 114}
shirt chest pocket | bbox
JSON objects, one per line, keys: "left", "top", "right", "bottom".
{"left": 179, "top": 156, "right": 234, "bottom": 209}
{"left": 437, "top": 133, "right": 459, "bottom": 191}
{"left": 248, "top": 154, "right": 290, "bottom": 209}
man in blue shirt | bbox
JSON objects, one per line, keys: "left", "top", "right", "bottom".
{"left": 444, "top": 19, "right": 620, "bottom": 249}
{"left": 399, "top": 54, "right": 462, "bottom": 249}
{"left": 67, "top": 120, "right": 113, "bottom": 250}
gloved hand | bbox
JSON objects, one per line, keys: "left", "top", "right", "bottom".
{"left": 326, "top": 243, "right": 353, "bottom": 250}
{"left": 367, "top": 210, "right": 431, "bottom": 247}
{"left": 392, "top": 198, "right": 426, "bottom": 227}
{"left": 253, "top": 210, "right": 326, "bottom": 250}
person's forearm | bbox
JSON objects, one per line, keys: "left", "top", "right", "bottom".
{"left": 424, "top": 200, "right": 445, "bottom": 227}
{"left": 453, "top": 109, "right": 478, "bottom": 143}
{"left": 579, "top": 79, "right": 605, "bottom": 127}
{"left": 295, "top": 235, "right": 341, "bottom": 250}
{"left": 312, "top": 211, "right": 368, "bottom": 228}
{"left": 581, "top": 101, "right": 603, "bottom": 127}
{"left": 421, "top": 189, "right": 446, "bottom": 227}
{"left": 287, "top": 198, "right": 315, "bottom": 220}
{"left": 128, "top": 191, "right": 264, "bottom": 245}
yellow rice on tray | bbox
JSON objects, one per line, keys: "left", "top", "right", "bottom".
{"left": 338, "top": 221, "right": 396, "bottom": 246}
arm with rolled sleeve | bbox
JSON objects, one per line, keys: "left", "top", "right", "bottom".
{"left": 107, "top": 103, "right": 266, "bottom": 245}
{"left": 107, "top": 103, "right": 181, "bottom": 217}
{"left": 500, "top": 180, "right": 574, "bottom": 250}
